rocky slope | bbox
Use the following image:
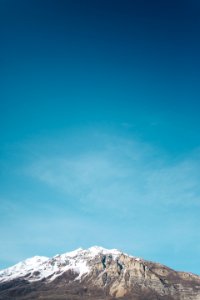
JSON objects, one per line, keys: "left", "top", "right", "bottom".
{"left": 0, "top": 246, "right": 200, "bottom": 299}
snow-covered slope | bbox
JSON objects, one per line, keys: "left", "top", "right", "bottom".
{"left": 0, "top": 246, "right": 122, "bottom": 283}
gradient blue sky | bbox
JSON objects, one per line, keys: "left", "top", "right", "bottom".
{"left": 0, "top": 0, "right": 200, "bottom": 274}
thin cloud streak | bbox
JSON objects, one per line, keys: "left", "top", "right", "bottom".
{"left": 1, "top": 132, "right": 200, "bottom": 272}
{"left": 27, "top": 134, "right": 200, "bottom": 216}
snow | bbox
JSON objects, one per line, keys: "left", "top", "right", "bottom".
{"left": 88, "top": 246, "right": 121, "bottom": 259}
{"left": 63, "top": 247, "right": 83, "bottom": 258}
{"left": 0, "top": 256, "right": 49, "bottom": 283}
{"left": 0, "top": 246, "right": 138, "bottom": 284}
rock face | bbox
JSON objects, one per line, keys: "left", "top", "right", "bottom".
{"left": 0, "top": 246, "right": 200, "bottom": 299}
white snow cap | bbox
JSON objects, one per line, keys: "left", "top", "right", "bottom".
{"left": 0, "top": 246, "right": 132, "bottom": 284}
{"left": 88, "top": 246, "right": 121, "bottom": 257}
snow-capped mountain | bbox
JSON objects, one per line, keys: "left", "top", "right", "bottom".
{"left": 0, "top": 246, "right": 200, "bottom": 300}
{"left": 0, "top": 246, "right": 122, "bottom": 284}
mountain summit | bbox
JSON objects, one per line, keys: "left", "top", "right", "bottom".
{"left": 0, "top": 246, "right": 200, "bottom": 299}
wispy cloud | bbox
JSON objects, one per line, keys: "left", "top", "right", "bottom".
{"left": 27, "top": 133, "right": 200, "bottom": 217}
{"left": 1, "top": 131, "right": 200, "bottom": 272}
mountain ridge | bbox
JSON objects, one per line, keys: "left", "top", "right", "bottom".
{"left": 0, "top": 246, "right": 200, "bottom": 299}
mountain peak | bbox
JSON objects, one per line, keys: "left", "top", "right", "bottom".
{"left": 0, "top": 246, "right": 124, "bottom": 285}
{"left": 0, "top": 246, "right": 200, "bottom": 300}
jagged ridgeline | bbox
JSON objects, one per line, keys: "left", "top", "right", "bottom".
{"left": 0, "top": 246, "right": 200, "bottom": 299}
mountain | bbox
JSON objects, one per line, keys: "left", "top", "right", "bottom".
{"left": 0, "top": 246, "right": 200, "bottom": 299}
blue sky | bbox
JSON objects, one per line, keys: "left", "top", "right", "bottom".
{"left": 0, "top": 0, "right": 200, "bottom": 274}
